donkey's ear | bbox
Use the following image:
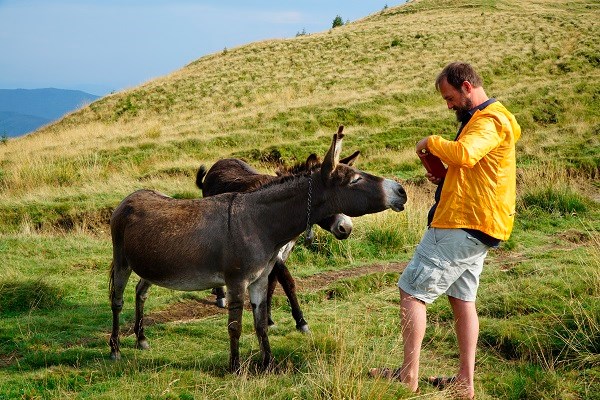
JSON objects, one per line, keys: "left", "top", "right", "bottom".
{"left": 196, "top": 165, "right": 207, "bottom": 190}
{"left": 305, "top": 153, "right": 320, "bottom": 171}
{"left": 321, "top": 126, "right": 344, "bottom": 183}
{"left": 340, "top": 150, "right": 360, "bottom": 166}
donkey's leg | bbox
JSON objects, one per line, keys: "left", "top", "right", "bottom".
{"left": 134, "top": 278, "right": 153, "bottom": 350}
{"left": 109, "top": 260, "right": 133, "bottom": 360}
{"left": 275, "top": 260, "right": 309, "bottom": 333}
{"left": 212, "top": 287, "right": 227, "bottom": 308}
{"left": 249, "top": 277, "right": 274, "bottom": 371}
{"left": 266, "top": 269, "right": 278, "bottom": 327}
{"left": 226, "top": 284, "right": 245, "bottom": 373}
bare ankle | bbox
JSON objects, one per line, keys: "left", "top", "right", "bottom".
{"left": 453, "top": 377, "right": 474, "bottom": 399}
{"left": 399, "top": 371, "right": 419, "bottom": 392}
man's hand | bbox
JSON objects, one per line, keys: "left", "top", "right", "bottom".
{"left": 417, "top": 136, "right": 441, "bottom": 184}
{"left": 425, "top": 172, "right": 442, "bottom": 185}
{"left": 415, "top": 136, "right": 430, "bottom": 154}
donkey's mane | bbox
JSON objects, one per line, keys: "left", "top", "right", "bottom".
{"left": 275, "top": 160, "right": 322, "bottom": 176}
{"left": 246, "top": 169, "right": 314, "bottom": 193}
{"left": 237, "top": 155, "right": 322, "bottom": 194}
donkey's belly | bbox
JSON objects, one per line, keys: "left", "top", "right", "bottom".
{"left": 125, "top": 242, "right": 227, "bottom": 291}
{"left": 132, "top": 264, "right": 226, "bottom": 292}
{"left": 153, "top": 277, "right": 226, "bottom": 292}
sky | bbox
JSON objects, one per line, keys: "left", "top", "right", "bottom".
{"left": 1, "top": 1, "right": 402, "bottom": 96}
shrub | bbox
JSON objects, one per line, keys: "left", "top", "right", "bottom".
{"left": 332, "top": 15, "right": 344, "bottom": 28}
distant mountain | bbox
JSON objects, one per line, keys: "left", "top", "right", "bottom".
{"left": 0, "top": 111, "right": 51, "bottom": 137}
{"left": 0, "top": 88, "right": 100, "bottom": 137}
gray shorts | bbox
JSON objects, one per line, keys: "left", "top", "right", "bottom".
{"left": 398, "top": 228, "right": 489, "bottom": 304}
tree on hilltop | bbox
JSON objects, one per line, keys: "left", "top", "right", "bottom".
{"left": 332, "top": 15, "right": 343, "bottom": 28}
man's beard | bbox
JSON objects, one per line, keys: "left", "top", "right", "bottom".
{"left": 454, "top": 97, "right": 473, "bottom": 123}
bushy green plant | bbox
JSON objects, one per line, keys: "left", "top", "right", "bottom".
{"left": 332, "top": 15, "right": 344, "bottom": 28}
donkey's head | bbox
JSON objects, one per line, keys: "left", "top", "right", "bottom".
{"left": 276, "top": 152, "right": 356, "bottom": 240}
{"left": 314, "top": 126, "right": 407, "bottom": 218}
{"left": 196, "top": 153, "right": 354, "bottom": 240}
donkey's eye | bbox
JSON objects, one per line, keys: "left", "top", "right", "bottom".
{"left": 350, "top": 176, "right": 362, "bottom": 185}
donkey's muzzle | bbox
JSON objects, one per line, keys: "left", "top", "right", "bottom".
{"left": 385, "top": 179, "right": 407, "bottom": 212}
{"left": 331, "top": 215, "right": 353, "bottom": 240}
{"left": 316, "top": 214, "right": 353, "bottom": 240}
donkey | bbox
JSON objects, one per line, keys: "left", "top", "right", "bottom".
{"left": 108, "top": 127, "right": 407, "bottom": 372}
{"left": 196, "top": 153, "right": 358, "bottom": 333}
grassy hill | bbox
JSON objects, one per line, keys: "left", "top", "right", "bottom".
{"left": 1, "top": 0, "right": 598, "bottom": 226}
{"left": 0, "top": 0, "right": 598, "bottom": 398}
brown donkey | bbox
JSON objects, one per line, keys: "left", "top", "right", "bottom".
{"left": 109, "top": 128, "right": 407, "bottom": 372}
{"left": 196, "top": 153, "right": 358, "bottom": 333}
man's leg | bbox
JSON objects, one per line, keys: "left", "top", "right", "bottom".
{"left": 448, "top": 296, "right": 478, "bottom": 399}
{"left": 399, "top": 288, "right": 427, "bottom": 392}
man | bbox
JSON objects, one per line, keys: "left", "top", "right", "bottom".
{"left": 370, "top": 62, "right": 521, "bottom": 398}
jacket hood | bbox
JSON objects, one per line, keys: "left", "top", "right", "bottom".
{"left": 492, "top": 102, "right": 521, "bottom": 143}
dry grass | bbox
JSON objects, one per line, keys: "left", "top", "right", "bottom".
{"left": 1, "top": 0, "right": 598, "bottom": 209}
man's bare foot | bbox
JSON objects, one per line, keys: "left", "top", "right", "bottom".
{"left": 427, "top": 376, "right": 474, "bottom": 399}
{"left": 369, "top": 368, "right": 419, "bottom": 393}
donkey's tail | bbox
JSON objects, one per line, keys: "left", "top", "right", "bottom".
{"left": 196, "top": 165, "right": 207, "bottom": 191}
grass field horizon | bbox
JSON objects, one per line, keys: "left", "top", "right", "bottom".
{"left": 1, "top": 0, "right": 598, "bottom": 398}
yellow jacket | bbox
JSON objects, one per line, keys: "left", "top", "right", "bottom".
{"left": 428, "top": 101, "right": 521, "bottom": 241}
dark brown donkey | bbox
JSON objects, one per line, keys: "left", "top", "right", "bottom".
{"left": 109, "top": 128, "right": 407, "bottom": 372}
{"left": 196, "top": 153, "right": 358, "bottom": 333}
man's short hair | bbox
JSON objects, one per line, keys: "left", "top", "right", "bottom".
{"left": 435, "top": 62, "right": 483, "bottom": 92}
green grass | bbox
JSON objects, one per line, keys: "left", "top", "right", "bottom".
{"left": 0, "top": 279, "right": 64, "bottom": 314}
{"left": 1, "top": 200, "right": 598, "bottom": 398}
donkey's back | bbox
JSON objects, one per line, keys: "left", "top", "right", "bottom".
{"left": 110, "top": 189, "right": 232, "bottom": 291}
{"left": 197, "top": 158, "right": 273, "bottom": 197}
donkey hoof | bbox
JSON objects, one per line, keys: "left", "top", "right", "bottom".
{"left": 136, "top": 340, "right": 150, "bottom": 350}
{"left": 268, "top": 323, "right": 278, "bottom": 331}
{"left": 230, "top": 360, "right": 241, "bottom": 374}
{"left": 262, "top": 358, "right": 276, "bottom": 372}
{"left": 110, "top": 352, "right": 121, "bottom": 361}
{"left": 297, "top": 324, "right": 310, "bottom": 334}
{"left": 216, "top": 298, "right": 227, "bottom": 308}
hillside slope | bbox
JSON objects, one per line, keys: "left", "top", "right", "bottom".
{"left": 0, "top": 0, "right": 598, "bottom": 230}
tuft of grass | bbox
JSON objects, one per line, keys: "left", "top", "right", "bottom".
{"left": 323, "top": 273, "right": 398, "bottom": 301}
{"left": 0, "top": 279, "right": 64, "bottom": 314}
{"left": 302, "top": 313, "right": 414, "bottom": 400}
{"left": 489, "top": 364, "right": 563, "bottom": 400}
{"left": 521, "top": 186, "right": 588, "bottom": 215}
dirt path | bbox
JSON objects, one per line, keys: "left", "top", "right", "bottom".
{"left": 139, "top": 261, "right": 407, "bottom": 328}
